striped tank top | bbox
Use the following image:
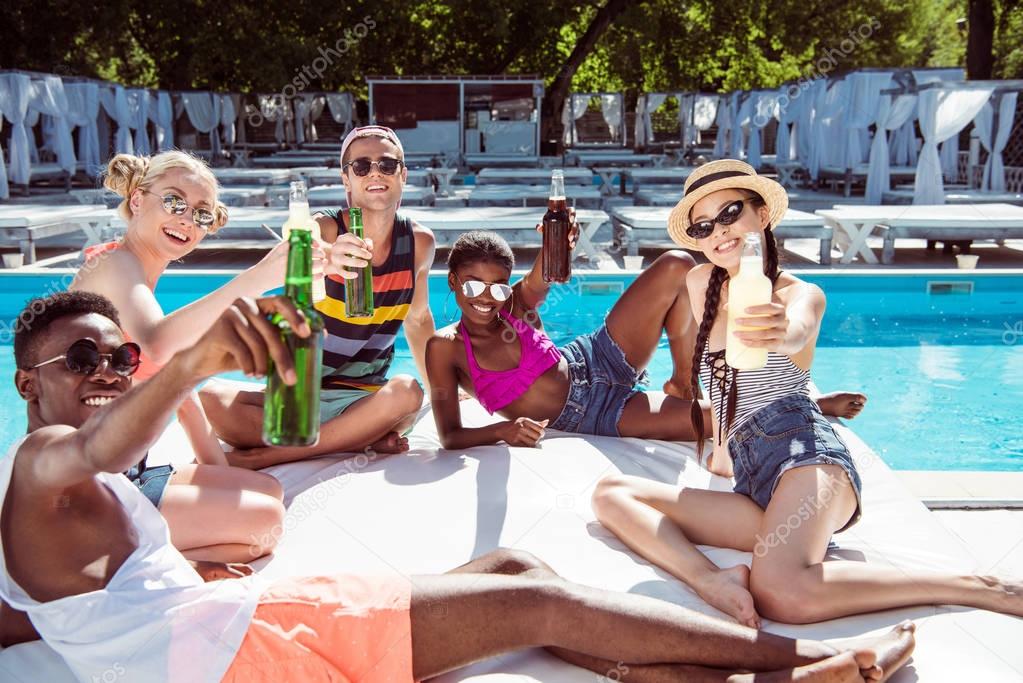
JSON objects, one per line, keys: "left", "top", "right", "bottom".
{"left": 315, "top": 210, "right": 415, "bottom": 391}
{"left": 700, "top": 342, "right": 810, "bottom": 440}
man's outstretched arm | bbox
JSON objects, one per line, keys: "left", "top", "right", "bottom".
{"left": 19, "top": 297, "right": 305, "bottom": 492}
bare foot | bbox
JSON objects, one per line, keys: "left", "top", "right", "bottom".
{"left": 834, "top": 621, "right": 916, "bottom": 683}
{"left": 693, "top": 565, "right": 761, "bottom": 629}
{"left": 816, "top": 392, "right": 867, "bottom": 420}
{"left": 663, "top": 376, "right": 696, "bottom": 400}
{"left": 367, "top": 431, "right": 409, "bottom": 455}
{"left": 784, "top": 651, "right": 868, "bottom": 683}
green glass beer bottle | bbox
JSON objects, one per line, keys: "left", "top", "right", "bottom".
{"left": 262, "top": 183, "right": 325, "bottom": 446}
{"left": 343, "top": 207, "right": 374, "bottom": 318}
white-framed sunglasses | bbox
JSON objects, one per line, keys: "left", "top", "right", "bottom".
{"left": 458, "top": 277, "right": 513, "bottom": 302}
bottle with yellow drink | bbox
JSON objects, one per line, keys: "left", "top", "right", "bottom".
{"left": 281, "top": 181, "right": 325, "bottom": 302}
{"left": 725, "top": 232, "right": 772, "bottom": 370}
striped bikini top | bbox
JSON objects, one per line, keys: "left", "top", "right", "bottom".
{"left": 315, "top": 211, "right": 415, "bottom": 391}
{"left": 699, "top": 342, "right": 810, "bottom": 441}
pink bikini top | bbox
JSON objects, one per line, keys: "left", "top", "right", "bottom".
{"left": 459, "top": 310, "right": 562, "bottom": 414}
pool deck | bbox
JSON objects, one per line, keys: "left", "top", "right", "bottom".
{"left": 897, "top": 471, "right": 1023, "bottom": 509}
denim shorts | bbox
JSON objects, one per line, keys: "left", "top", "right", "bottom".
{"left": 550, "top": 324, "right": 648, "bottom": 437}
{"left": 125, "top": 461, "right": 176, "bottom": 509}
{"left": 728, "top": 393, "right": 863, "bottom": 532}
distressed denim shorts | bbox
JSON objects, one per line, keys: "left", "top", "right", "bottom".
{"left": 125, "top": 461, "right": 176, "bottom": 509}
{"left": 550, "top": 324, "right": 648, "bottom": 437}
{"left": 728, "top": 393, "right": 863, "bottom": 532}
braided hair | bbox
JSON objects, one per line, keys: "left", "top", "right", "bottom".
{"left": 688, "top": 192, "right": 781, "bottom": 458}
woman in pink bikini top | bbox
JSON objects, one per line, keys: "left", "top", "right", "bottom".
{"left": 425, "top": 229, "right": 705, "bottom": 449}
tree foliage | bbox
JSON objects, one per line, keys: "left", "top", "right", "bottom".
{"left": 4, "top": 0, "right": 1018, "bottom": 97}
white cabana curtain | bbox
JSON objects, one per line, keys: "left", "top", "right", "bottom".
{"left": 125, "top": 88, "right": 151, "bottom": 156}
{"left": 712, "top": 94, "right": 733, "bottom": 157}
{"left": 25, "top": 109, "right": 41, "bottom": 163}
{"left": 795, "top": 79, "right": 825, "bottom": 167}
{"left": 690, "top": 95, "right": 718, "bottom": 146}
{"left": 636, "top": 93, "right": 667, "bottom": 146}
{"left": 255, "top": 95, "right": 293, "bottom": 145}
{"left": 864, "top": 93, "right": 917, "bottom": 203}
{"left": 29, "top": 76, "right": 77, "bottom": 173}
{"left": 914, "top": 69, "right": 966, "bottom": 180}
{"left": 148, "top": 91, "right": 174, "bottom": 151}
{"left": 181, "top": 91, "right": 223, "bottom": 154}
{"left": 65, "top": 82, "right": 102, "bottom": 174}
{"left": 842, "top": 72, "right": 892, "bottom": 170}
{"left": 325, "top": 93, "right": 353, "bottom": 137}
{"left": 808, "top": 79, "right": 849, "bottom": 179}
{"left": 99, "top": 84, "right": 134, "bottom": 155}
{"left": 730, "top": 92, "right": 750, "bottom": 159}
{"left": 600, "top": 94, "right": 623, "bottom": 142}
{"left": 973, "top": 92, "right": 1019, "bottom": 191}
{"left": 220, "top": 94, "right": 237, "bottom": 148}
{"left": 913, "top": 87, "right": 993, "bottom": 204}
{"left": 773, "top": 85, "right": 800, "bottom": 164}
{"left": 0, "top": 73, "right": 34, "bottom": 186}
{"left": 746, "top": 91, "right": 778, "bottom": 169}
{"left": 561, "top": 94, "right": 590, "bottom": 144}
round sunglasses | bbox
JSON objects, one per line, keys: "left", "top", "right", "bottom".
{"left": 343, "top": 157, "right": 404, "bottom": 177}
{"left": 459, "top": 278, "right": 513, "bottom": 302}
{"left": 31, "top": 339, "right": 142, "bottom": 377}
{"left": 142, "top": 190, "right": 216, "bottom": 230}
{"left": 687, "top": 199, "right": 747, "bottom": 240}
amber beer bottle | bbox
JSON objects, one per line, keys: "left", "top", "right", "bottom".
{"left": 542, "top": 170, "right": 571, "bottom": 283}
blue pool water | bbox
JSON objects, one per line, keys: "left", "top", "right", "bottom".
{"left": 1, "top": 271, "right": 1021, "bottom": 471}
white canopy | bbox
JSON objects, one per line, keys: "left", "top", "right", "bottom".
{"left": 688, "top": 95, "right": 718, "bottom": 147}
{"left": 220, "top": 94, "right": 237, "bottom": 148}
{"left": 325, "top": 93, "right": 354, "bottom": 137}
{"left": 65, "top": 82, "right": 102, "bottom": 174}
{"left": 973, "top": 91, "right": 1019, "bottom": 192}
{"left": 712, "top": 93, "right": 734, "bottom": 158}
{"left": 0, "top": 73, "right": 34, "bottom": 187}
{"left": 841, "top": 72, "right": 893, "bottom": 170}
{"left": 913, "top": 69, "right": 966, "bottom": 181}
{"left": 634, "top": 93, "right": 669, "bottom": 147}
{"left": 808, "top": 78, "right": 849, "bottom": 179}
{"left": 179, "top": 91, "right": 223, "bottom": 154}
{"left": 148, "top": 91, "right": 174, "bottom": 151}
{"left": 864, "top": 92, "right": 917, "bottom": 203}
{"left": 29, "top": 75, "right": 77, "bottom": 173}
{"left": 599, "top": 94, "right": 623, "bottom": 143}
{"left": 125, "top": 88, "right": 151, "bottom": 156}
{"left": 913, "top": 86, "right": 993, "bottom": 204}
{"left": 99, "top": 84, "right": 134, "bottom": 155}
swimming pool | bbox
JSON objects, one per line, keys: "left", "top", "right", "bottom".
{"left": 1, "top": 270, "right": 1021, "bottom": 471}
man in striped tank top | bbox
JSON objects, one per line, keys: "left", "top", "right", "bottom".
{"left": 206, "top": 127, "right": 436, "bottom": 468}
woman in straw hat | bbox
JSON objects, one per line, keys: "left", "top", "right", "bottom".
{"left": 592, "top": 160, "right": 1023, "bottom": 629}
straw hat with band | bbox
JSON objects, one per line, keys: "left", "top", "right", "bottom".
{"left": 339, "top": 125, "right": 406, "bottom": 209}
{"left": 667, "top": 159, "right": 788, "bottom": 250}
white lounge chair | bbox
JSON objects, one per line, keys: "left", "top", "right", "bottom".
{"left": 611, "top": 206, "right": 834, "bottom": 264}
{"left": 467, "top": 184, "right": 603, "bottom": 210}
{"left": 0, "top": 204, "right": 112, "bottom": 263}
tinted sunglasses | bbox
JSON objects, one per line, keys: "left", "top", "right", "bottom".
{"left": 687, "top": 199, "right": 746, "bottom": 240}
{"left": 143, "top": 190, "right": 216, "bottom": 230}
{"left": 31, "top": 339, "right": 142, "bottom": 377}
{"left": 460, "top": 279, "right": 513, "bottom": 302}
{"left": 344, "top": 157, "right": 404, "bottom": 177}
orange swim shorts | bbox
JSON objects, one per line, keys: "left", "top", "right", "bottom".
{"left": 222, "top": 574, "right": 415, "bottom": 683}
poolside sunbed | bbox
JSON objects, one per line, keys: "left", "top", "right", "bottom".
{"left": 817, "top": 203, "right": 1023, "bottom": 264}
{"left": 213, "top": 168, "right": 293, "bottom": 186}
{"left": 401, "top": 206, "right": 609, "bottom": 261}
{"left": 610, "top": 206, "right": 834, "bottom": 264}
{"left": 881, "top": 189, "right": 1023, "bottom": 206}
{"left": 819, "top": 163, "right": 916, "bottom": 198}
{"left": 0, "top": 204, "right": 112, "bottom": 263}
{"left": 307, "top": 184, "right": 435, "bottom": 207}
{"left": 467, "top": 184, "right": 603, "bottom": 210}
{"left": 4, "top": 398, "right": 1019, "bottom": 681}
{"left": 564, "top": 150, "right": 661, "bottom": 167}
{"left": 475, "top": 168, "right": 593, "bottom": 186}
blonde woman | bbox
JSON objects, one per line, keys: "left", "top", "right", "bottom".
{"left": 69, "top": 150, "right": 315, "bottom": 562}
